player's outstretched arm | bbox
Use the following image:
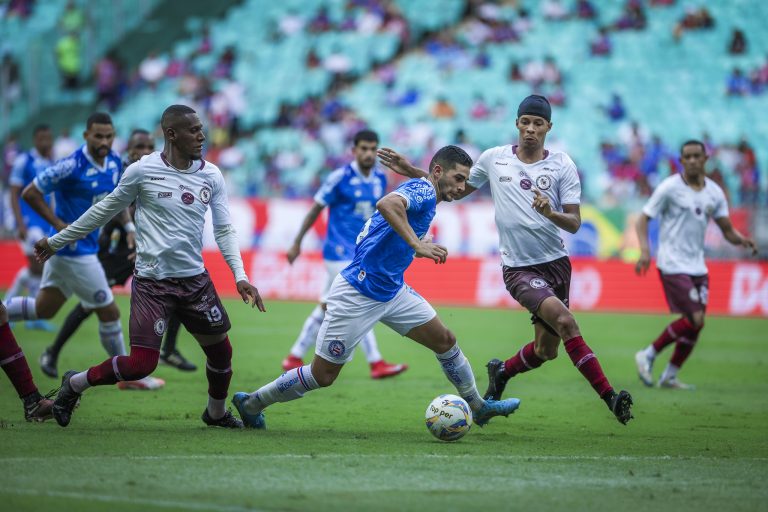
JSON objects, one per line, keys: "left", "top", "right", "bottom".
{"left": 715, "top": 216, "right": 758, "bottom": 256}
{"left": 635, "top": 213, "right": 652, "bottom": 275}
{"left": 21, "top": 183, "right": 68, "bottom": 232}
{"left": 287, "top": 202, "right": 324, "bottom": 264}
{"left": 376, "top": 194, "right": 447, "bottom": 264}
{"left": 377, "top": 148, "right": 428, "bottom": 179}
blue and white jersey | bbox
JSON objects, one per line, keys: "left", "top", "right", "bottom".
{"left": 341, "top": 178, "right": 436, "bottom": 302}
{"left": 33, "top": 145, "right": 122, "bottom": 256}
{"left": 8, "top": 149, "right": 53, "bottom": 230}
{"left": 314, "top": 161, "right": 386, "bottom": 261}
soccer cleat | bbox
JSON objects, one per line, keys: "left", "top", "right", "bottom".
{"left": 159, "top": 350, "right": 197, "bottom": 372}
{"left": 23, "top": 391, "right": 54, "bottom": 422}
{"left": 201, "top": 408, "right": 244, "bottom": 429}
{"left": 232, "top": 392, "right": 267, "bottom": 429}
{"left": 117, "top": 376, "right": 166, "bottom": 391}
{"left": 39, "top": 348, "right": 59, "bottom": 379}
{"left": 25, "top": 319, "right": 56, "bottom": 332}
{"left": 473, "top": 398, "right": 521, "bottom": 427}
{"left": 483, "top": 358, "right": 510, "bottom": 401}
{"left": 52, "top": 370, "right": 82, "bottom": 427}
{"left": 606, "top": 389, "right": 634, "bottom": 425}
{"left": 634, "top": 350, "right": 654, "bottom": 387}
{"left": 281, "top": 355, "right": 304, "bottom": 371}
{"left": 658, "top": 377, "right": 695, "bottom": 390}
{"left": 370, "top": 360, "right": 408, "bottom": 379}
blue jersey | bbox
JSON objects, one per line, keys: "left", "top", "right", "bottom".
{"left": 314, "top": 162, "right": 386, "bottom": 261}
{"left": 34, "top": 145, "right": 122, "bottom": 256}
{"left": 8, "top": 149, "right": 53, "bottom": 230}
{"left": 341, "top": 178, "right": 436, "bottom": 301}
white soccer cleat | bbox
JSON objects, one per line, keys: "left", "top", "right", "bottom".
{"left": 635, "top": 350, "right": 654, "bottom": 387}
{"left": 658, "top": 377, "right": 695, "bottom": 390}
{"left": 117, "top": 376, "right": 166, "bottom": 391}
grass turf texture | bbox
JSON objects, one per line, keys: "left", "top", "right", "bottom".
{"left": 0, "top": 297, "right": 765, "bottom": 512}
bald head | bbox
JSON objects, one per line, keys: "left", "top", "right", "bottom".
{"left": 161, "top": 104, "right": 197, "bottom": 131}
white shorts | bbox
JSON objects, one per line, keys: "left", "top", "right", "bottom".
{"left": 40, "top": 254, "right": 114, "bottom": 309}
{"left": 316, "top": 275, "right": 437, "bottom": 364}
{"left": 20, "top": 226, "right": 47, "bottom": 256}
{"left": 320, "top": 259, "right": 350, "bottom": 302}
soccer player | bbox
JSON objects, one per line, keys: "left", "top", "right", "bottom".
{"left": 231, "top": 146, "right": 521, "bottom": 429}
{"left": 39, "top": 129, "right": 196, "bottom": 381}
{"left": 35, "top": 104, "right": 265, "bottom": 429}
{"left": 284, "top": 129, "right": 407, "bottom": 379}
{"left": 7, "top": 124, "right": 55, "bottom": 331}
{"left": 378, "top": 95, "right": 634, "bottom": 425}
{"left": 634, "top": 140, "right": 757, "bottom": 389}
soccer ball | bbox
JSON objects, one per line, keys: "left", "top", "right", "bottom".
{"left": 425, "top": 394, "right": 472, "bottom": 442}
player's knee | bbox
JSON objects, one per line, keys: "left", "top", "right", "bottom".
{"left": 689, "top": 314, "right": 705, "bottom": 331}
{"left": 553, "top": 313, "right": 578, "bottom": 339}
{"left": 120, "top": 351, "right": 159, "bottom": 380}
{"left": 95, "top": 303, "right": 120, "bottom": 322}
{"left": 434, "top": 328, "right": 456, "bottom": 354}
{"left": 314, "top": 368, "right": 339, "bottom": 388}
{"left": 535, "top": 339, "right": 559, "bottom": 361}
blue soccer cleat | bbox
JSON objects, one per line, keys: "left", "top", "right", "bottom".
{"left": 26, "top": 319, "right": 56, "bottom": 332}
{"left": 232, "top": 392, "right": 266, "bottom": 429}
{"left": 473, "top": 398, "right": 521, "bottom": 427}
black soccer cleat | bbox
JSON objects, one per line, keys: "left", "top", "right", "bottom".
{"left": 52, "top": 370, "right": 82, "bottom": 427}
{"left": 160, "top": 350, "right": 197, "bottom": 372}
{"left": 606, "top": 389, "right": 634, "bottom": 425}
{"left": 39, "top": 348, "right": 59, "bottom": 379}
{"left": 23, "top": 390, "right": 54, "bottom": 422}
{"left": 201, "top": 408, "right": 244, "bottom": 429}
{"left": 483, "top": 358, "right": 510, "bottom": 401}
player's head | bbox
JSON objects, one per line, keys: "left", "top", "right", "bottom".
{"left": 32, "top": 124, "right": 53, "bottom": 156}
{"left": 515, "top": 95, "right": 552, "bottom": 150}
{"left": 428, "top": 145, "right": 472, "bottom": 203}
{"left": 84, "top": 112, "right": 115, "bottom": 159}
{"left": 352, "top": 129, "right": 379, "bottom": 171}
{"left": 161, "top": 104, "right": 204, "bottom": 160}
{"left": 679, "top": 139, "right": 707, "bottom": 175}
{"left": 127, "top": 128, "right": 154, "bottom": 164}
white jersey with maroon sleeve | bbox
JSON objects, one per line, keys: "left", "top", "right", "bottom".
{"left": 468, "top": 144, "right": 581, "bottom": 267}
{"left": 642, "top": 174, "right": 728, "bottom": 275}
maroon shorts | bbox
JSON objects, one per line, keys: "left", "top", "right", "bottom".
{"left": 659, "top": 271, "right": 708, "bottom": 315}
{"left": 129, "top": 271, "right": 231, "bottom": 350}
{"left": 503, "top": 256, "right": 572, "bottom": 335}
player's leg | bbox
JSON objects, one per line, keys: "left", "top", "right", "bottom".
{"left": 360, "top": 328, "right": 409, "bottom": 379}
{"left": 40, "top": 302, "right": 93, "bottom": 378}
{"left": 0, "top": 300, "right": 53, "bottom": 421}
{"left": 6, "top": 254, "right": 70, "bottom": 321}
{"left": 659, "top": 312, "right": 703, "bottom": 390}
{"left": 23, "top": 253, "right": 54, "bottom": 331}
{"left": 159, "top": 315, "right": 197, "bottom": 371}
{"left": 4, "top": 267, "right": 29, "bottom": 301}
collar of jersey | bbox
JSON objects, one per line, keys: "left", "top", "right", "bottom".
{"left": 160, "top": 152, "right": 205, "bottom": 173}
{"left": 81, "top": 145, "right": 110, "bottom": 172}
{"left": 349, "top": 160, "right": 377, "bottom": 182}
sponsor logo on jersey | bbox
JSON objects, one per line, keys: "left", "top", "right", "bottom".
{"left": 86, "top": 168, "right": 99, "bottom": 177}
{"left": 499, "top": 176, "right": 513, "bottom": 182}
{"left": 328, "top": 339, "right": 346, "bottom": 357}
{"left": 182, "top": 192, "right": 195, "bottom": 205}
{"left": 529, "top": 278, "right": 548, "bottom": 289}
{"left": 158, "top": 192, "right": 172, "bottom": 198}
{"left": 150, "top": 176, "right": 165, "bottom": 181}
{"left": 520, "top": 178, "right": 532, "bottom": 190}
{"left": 495, "top": 161, "right": 509, "bottom": 165}
{"left": 200, "top": 187, "right": 211, "bottom": 204}
{"left": 535, "top": 175, "right": 552, "bottom": 190}
{"left": 154, "top": 318, "right": 167, "bottom": 336}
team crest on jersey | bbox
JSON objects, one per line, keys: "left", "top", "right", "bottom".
{"left": 182, "top": 192, "right": 195, "bottom": 205}
{"left": 529, "top": 278, "right": 548, "bottom": 289}
{"left": 154, "top": 318, "right": 167, "bottom": 336}
{"left": 520, "top": 178, "right": 532, "bottom": 190}
{"left": 200, "top": 187, "right": 211, "bottom": 204}
{"left": 358, "top": 270, "right": 366, "bottom": 281}
{"left": 535, "top": 175, "right": 552, "bottom": 190}
{"left": 328, "top": 339, "right": 346, "bottom": 357}
{"left": 93, "top": 290, "right": 108, "bottom": 303}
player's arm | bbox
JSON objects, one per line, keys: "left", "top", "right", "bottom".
{"left": 378, "top": 147, "right": 478, "bottom": 199}
{"left": 115, "top": 208, "right": 136, "bottom": 258}
{"left": 531, "top": 188, "right": 581, "bottom": 233}
{"left": 287, "top": 202, "right": 324, "bottom": 264}
{"left": 714, "top": 216, "right": 758, "bottom": 256}
{"left": 9, "top": 185, "right": 27, "bottom": 240}
{"left": 634, "top": 213, "right": 652, "bottom": 275}
{"left": 21, "top": 183, "right": 68, "bottom": 232}
{"left": 376, "top": 193, "right": 447, "bottom": 264}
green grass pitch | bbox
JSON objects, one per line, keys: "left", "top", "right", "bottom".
{"left": 0, "top": 296, "right": 766, "bottom": 511}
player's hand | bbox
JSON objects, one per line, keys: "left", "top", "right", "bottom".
{"left": 286, "top": 242, "right": 301, "bottom": 264}
{"left": 237, "top": 280, "right": 266, "bottom": 312}
{"left": 126, "top": 231, "right": 137, "bottom": 261}
{"left": 635, "top": 250, "right": 651, "bottom": 276}
{"left": 377, "top": 148, "right": 423, "bottom": 178}
{"left": 33, "top": 237, "right": 56, "bottom": 263}
{"left": 742, "top": 237, "right": 758, "bottom": 256}
{"left": 421, "top": 232, "right": 434, "bottom": 244}
{"left": 414, "top": 241, "right": 448, "bottom": 264}
{"left": 531, "top": 188, "right": 553, "bottom": 217}
{"left": 16, "top": 225, "right": 27, "bottom": 241}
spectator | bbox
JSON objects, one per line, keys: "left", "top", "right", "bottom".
{"left": 603, "top": 93, "right": 627, "bottom": 121}
{"left": 736, "top": 139, "right": 759, "bottom": 205}
{"left": 543, "top": 0, "right": 569, "bottom": 21}
{"left": 55, "top": 32, "right": 81, "bottom": 89}
{"left": 508, "top": 61, "right": 523, "bottom": 82}
{"left": 469, "top": 94, "right": 491, "bottom": 120}
{"left": 213, "top": 46, "right": 236, "bottom": 79}
{"left": 279, "top": 9, "right": 305, "bottom": 36}
{"left": 726, "top": 68, "right": 749, "bottom": 96}
{"left": 59, "top": 0, "right": 87, "bottom": 33}
{"left": 94, "top": 52, "right": 124, "bottom": 110}
{"left": 590, "top": 27, "right": 612, "bottom": 56}
{"left": 308, "top": 6, "right": 332, "bottom": 33}
{"left": 0, "top": 52, "right": 22, "bottom": 103}
{"left": 5, "top": 0, "right": 34, "bottom": 18}
{"left": 139, "top": 51, "right": 167, "bottom": 88}
{"left": 575, "top": 0, "right": 597, "bottom": 20}
{"left": 614, "top": 1, "right": 646, "bottom": 31}
{"left": 455, "top": 129, "right": 480, "bottom": 161}
{"left": 431, "top": 96, "right": 456, "bottom": 119}
{"left": 728, "top": 28, "right": 747, "bottom": 55}
{"left": 323, "top": 46, "right": 352, "bottom": 76}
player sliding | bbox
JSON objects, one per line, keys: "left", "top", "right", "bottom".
{"left": 379, "top": 95, "right": 633, "bottom": 425}
{"left": 232, "top": 146, "right": 520, "bottom": 430}
{"left": 634, "top": 140, "right": 757, "bottom": 389}
{"left": 35, "top": 105, "right": 266, "bottom": 429}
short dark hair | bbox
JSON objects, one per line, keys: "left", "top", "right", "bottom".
{"left": 161, "top": 104, "right": 196, "bottom": 130}
{"left": 86, "top": 112, "right": 113, "bottom": 129}
{"left": 353, "top": 129, "right": 379, "bottom": 146}
{"left": 130, "top": 128, "right": 150, "bottom": 138}
{"left": 680, "top": 139, "right": 706, "bottom": 155}
{"left": 33, "top": 124, "right": 51, "bottom": 135}
{"left": 429, "top": 145, "right": 473, "bottom": 173}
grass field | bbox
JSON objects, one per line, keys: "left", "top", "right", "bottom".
{"left": 0, "top": 296, "right": 766, "bottom": 512}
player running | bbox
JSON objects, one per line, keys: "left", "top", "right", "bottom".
{"left": 634, "top": 140, "right": 757, "bottom": 389}
{"left": 232, "top": 145, "right": 521, "bottom": 430}
{"left": 36, "top": 105, "right": 265, "bottom": 429}
{"left": 283, "top": 129, "right": 407, "bottom": 379}
{"left": 7, "top": 124, "right": 55, "bottom": 331}
{"left": 379, "top": 95, "right": 633, "bottom": 425}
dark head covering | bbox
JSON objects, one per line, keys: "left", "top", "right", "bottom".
{"left": 517, "top": 95, "right": 551, "bottom": 122}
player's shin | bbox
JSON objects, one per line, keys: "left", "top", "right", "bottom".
{"left": 99, "top": 320, "right": 127, "bottom": 356}
{"left": 5, "top": 297, "right": 38, "bottom": 321}
{"left": 244, "top": 364, "right": 319, "bottom": 414}
{"left": 201, "top": 337, "right": 233, "bottom": 420}
{"left": 0, "top": 323, "right": 38, "bottom": 397}
{"left": 564, "top": 336, "right": 613, "bottom": 398}
{"left": 435, "top": 344, "right": 484, "bottom": 412}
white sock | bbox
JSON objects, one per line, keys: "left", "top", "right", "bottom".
{"left": 4, "top": 267, "right": 29, "bottom": 301}
{"left": 69, "top": 371, "right": 92, "bottom": 393}
{"left": 435, "top": 344, "right": 484, "bottom": 412}
{"left": 244, "top": 364, "right": 320, "bottom": 414}
{"left": 643, "top": 346, "right": 657, "bottom": 360}
{"left": 99, "top": 320, "right": 127, "bottom": 356}
{"left": 289, "top": 305, "right": 325, "bottom": 358}
{"left": 27, "top": 273, "right": 42, "bottom": 297}
{"left": 360, "top": 329, "right": 383, "bottom": 364}
{"left": 660, "top": 363, "right": 679, "bottom": 382}
{"left": 6, "top": 297, "right": 38, "bottom": 321}
{"left": 207, "top": 396, "right": 227, "bottom": 420}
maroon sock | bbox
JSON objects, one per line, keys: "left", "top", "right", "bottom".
{"left": 201, "top": 337, "right": 233, "bottom": 400}
{"left": 86, "top": 346, "right": 159, "bottom": 386}
{"left": 503, "top": 341, "right": 544, "bottom": 378}
{"left": 670, "top": 326, "right": 701, "bottom": 368}
{"left": 564, "top": 336, "right": 612, "bottom": 398}
{"left": 0, "top": 323, "right": 38, "bottom": 398}
{"left": 652, "top": 317, "right": 692, "bottom": 353}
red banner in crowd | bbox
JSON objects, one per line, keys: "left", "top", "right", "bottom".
{"left": 4, "top": 243, "right": 763, "bottom": 317}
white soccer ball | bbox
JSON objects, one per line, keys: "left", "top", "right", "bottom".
{"left": 425, "top": 394, "right": 473, "bottom": 442}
